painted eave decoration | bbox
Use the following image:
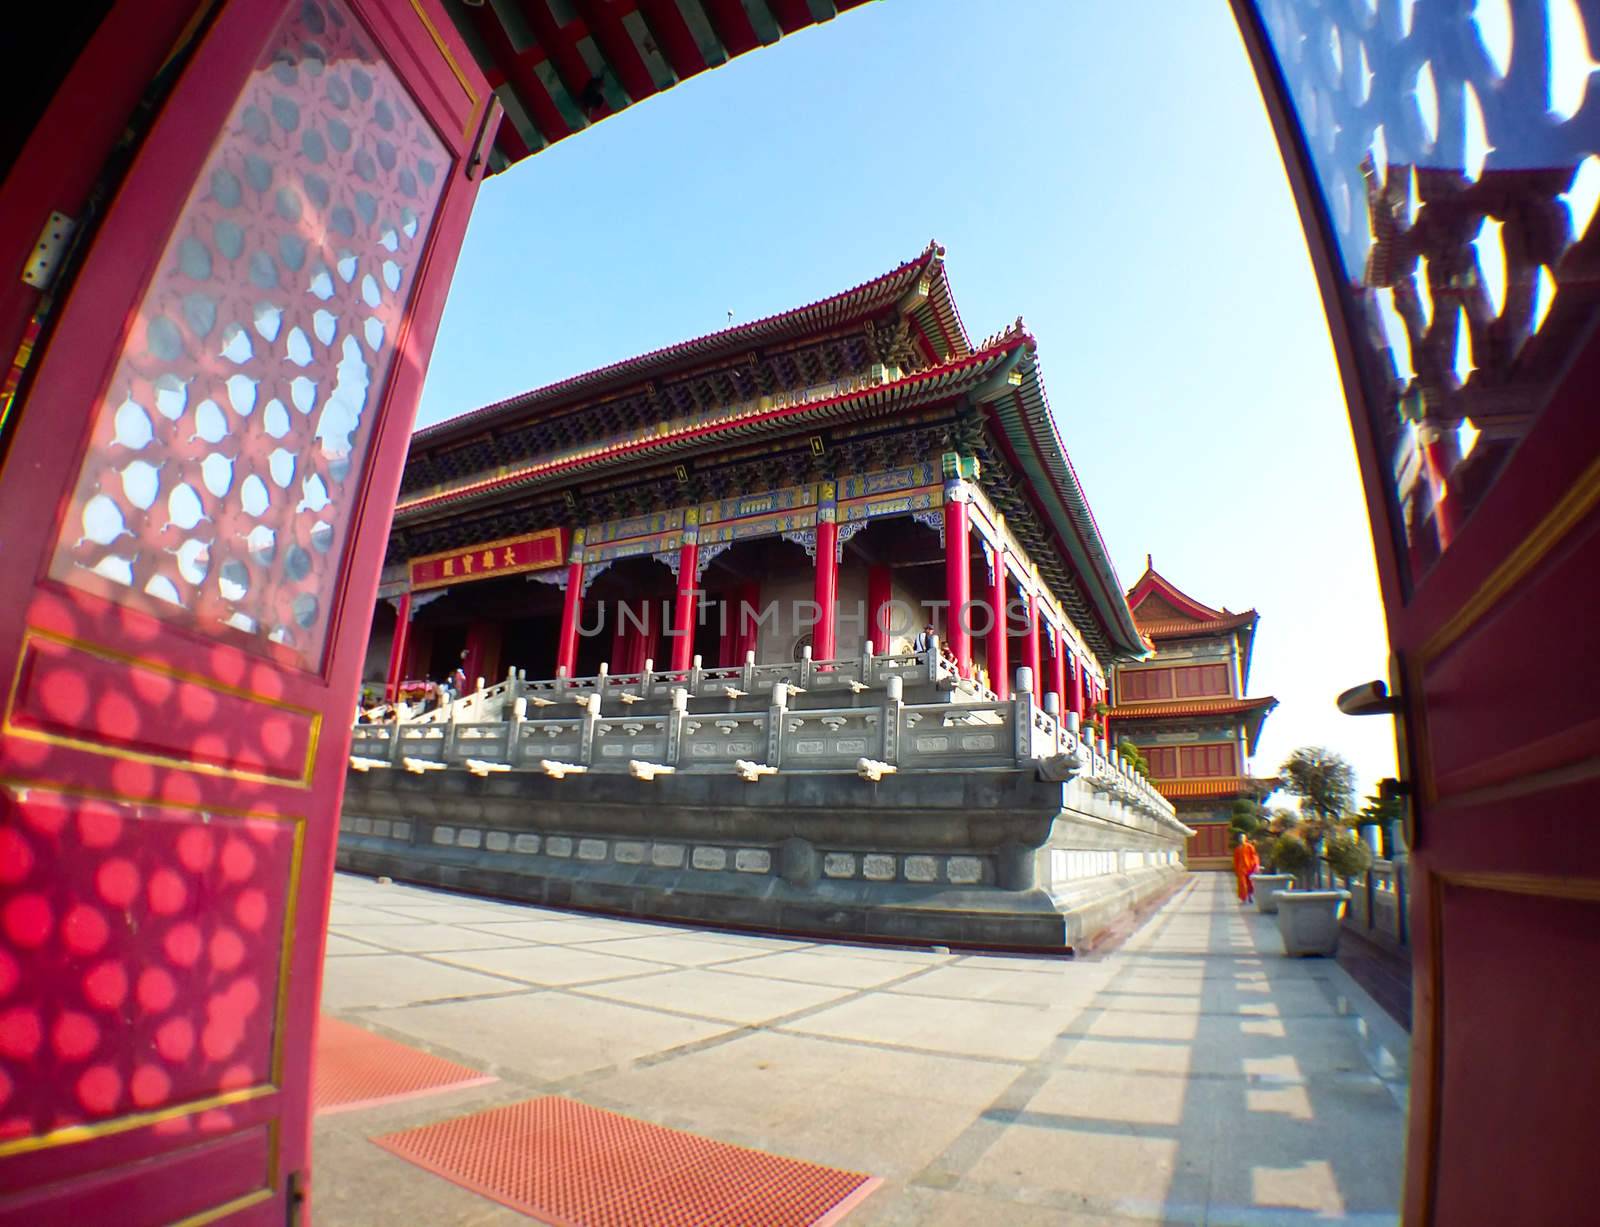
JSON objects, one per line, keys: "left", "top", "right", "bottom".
{"left": 442, "top": 0, "right": 878, "bottom": 171}
{"left": 1117, "top": 695, "right": 1278, "bottom": 757}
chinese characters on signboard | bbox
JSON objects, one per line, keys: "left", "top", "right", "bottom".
{"left": 408, "top": 528, "right": 564, "bottom": 591}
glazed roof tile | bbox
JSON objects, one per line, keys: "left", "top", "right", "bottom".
{"left": 1138, "top": 610, "right": 1259, "bottom": 638}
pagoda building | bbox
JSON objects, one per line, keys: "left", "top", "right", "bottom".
{"left": 1110, "top": 562, "right": 1277, "bottom": 870}
{"left": 361, "top": 242, "right": 1141, "bottom": 718}
{"left": 336, "top": 245, "right": 1190, "bottom": 950}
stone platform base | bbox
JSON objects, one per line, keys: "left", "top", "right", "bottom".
{"left": 336, "top": 768, "right": 1187, "bottom": 952}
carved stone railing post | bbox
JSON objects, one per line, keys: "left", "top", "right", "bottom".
{"left": 508, "top": 696, "right": 526, "bottom": 762}
{"left": 666, "top": 687, "right": 688, "bottom": 765}
{"left": 767, "top": 681, "right": 788, "bottom": 768}
{"left": 925, "top": 634, "right": 940, "bottom": 684}
{"left": 742, "top": 649, "right": 756, "bottom": 694}
{"left": 799, "top": 644, "right": 813, "bottom": 689}
{"left": 641, "top": 657, "right": 655, "bottom": 699}
{"left": 860, "top": 638, "right": 874, "bottom": 687}
{"left": 1042, "top": 691, "right": 1061, "bottom": 755}
{"left": 388, "top": 704, "right": 405, "bottom": 765}
{"left": 579, "top": 693, "right": 600, "bottom": 765}
{"left": 882, "top": 675, "right": 903, "bottom": 764}
{"left": 689, "top": 653, "right": 703, "bottom": 693}
{"left": 1013, "top": 666, "right": 1035, "bottom": 762}
{"left": 442, "top": 706, "right": 458, "bottom": 761}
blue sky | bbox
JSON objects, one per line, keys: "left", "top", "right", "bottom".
{"left": 415, "top": 0, "right": 1398, "bottom": 798}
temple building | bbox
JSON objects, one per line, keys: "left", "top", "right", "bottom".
{"left": 362, "top": 242, "right": 1137, "bottom": 716}
{"left": 340, "top": 245, "right": 1190, "bottom": 950}
{"left": 1110, "top": 563, "right": 1277, "bottom": 870}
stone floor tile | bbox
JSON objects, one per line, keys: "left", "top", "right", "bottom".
{"left": 576, "top": 967, "right": 854, "bottom": 1023}
{"left": 317, "top": 954, "right": 521, "bottom": 1011}
{"left": 781, "top": 992, "right": 1065, "bottom": 1062}
{"left": 367, "top": 992, "right": 732, "bottom": 1082}
{"left": 429, "top": 943, "right": 672, "bottom": 986}
{"left": 714, "top": 948, "right": 925, "bottom": 989}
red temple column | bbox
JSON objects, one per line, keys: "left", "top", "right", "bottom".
{"left": 739, "top": 580, "right": 762, "bottom": 662}
{"left": 671, "top": 541, "right": 699, "bottom": 671}
{"left": 463, "top": 620, "right": 495, "bottom": 689}
{"left": 1051, "top": 625, "right": 1068, "bottom": 715}
{"left": 944, "top": 497, "right": 971, "bottom": 675}
{"left": 384, "top": 592, "right": 412, "bottom": 703}
{"left": 1068, "top": 648, "right": 1085, "bottom": 719}
{"left": 556, "top": 559, "right": 584, "bottom": 677}
{"left": 1025, "top": 588, "right": 1042, "bottom": 688}
{"left": 814, "top": 520, "right": 838, "bottom": 661}
{"left": 868, "top": 564, "right": 892, "bottom": 654}
{"left": 987, "top": 553, "right": 1008, "bottom": 699}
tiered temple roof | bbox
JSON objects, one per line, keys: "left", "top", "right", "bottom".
{"left": 393, "top": 244, "right": 1147, "bottom": 662}
{"left": 1116, "top": 561, "right": 1277, "bottom": 795}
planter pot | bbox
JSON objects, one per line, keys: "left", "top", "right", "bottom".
{"left": 1276, "top": 890, "right": 1351, "bottom": 957}
{"left": 1253, "top": 874, "right": 1295, "bottom": 914}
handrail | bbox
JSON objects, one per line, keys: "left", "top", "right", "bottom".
{"left": 349, "top": 669, "right": 1180, "bottom": 827}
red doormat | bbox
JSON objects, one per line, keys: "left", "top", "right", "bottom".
{"left": 314, "top": 1016, "right": 497, "bottom": 1114}
{"left": 371, "top": 1096, "right": 881, "bottom": 1227}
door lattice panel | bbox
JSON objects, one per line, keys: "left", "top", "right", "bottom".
{"left": 371, "top": 1096, "right": 881, "bottom": 1227}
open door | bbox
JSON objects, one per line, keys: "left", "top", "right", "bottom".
{"left": 1235, "top": 4, "right": 1600, "bottom": 1223}
{"left": 0, "top": 1, "right": 490, "bottom": 1221}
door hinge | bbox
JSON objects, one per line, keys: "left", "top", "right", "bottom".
{"left": 285, "top": 1170, "right": 307, "bottom": 1227}
{"left": 21, "top": 212, "right": 77, "bottom": 291}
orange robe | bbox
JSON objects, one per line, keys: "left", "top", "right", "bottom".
{"left": 1233, "top": 841, "right": 1260, "bottom": 901}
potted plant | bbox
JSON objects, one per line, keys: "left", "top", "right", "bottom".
{"left": 1268, "top": 831, "right": 1349, "bottom": 955}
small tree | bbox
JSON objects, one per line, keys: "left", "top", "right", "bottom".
{"left": 1323, "top": 828, "right": 1373, "bottom": 879}
{"left": 1280, "top": 747, "right": 1357, "bottom": 885}
{"left": 1229, "top": 798, "right": 1266, "bottom": 837}
{"left": 1269, "top": 832, "right": 1315, "bottom": 884}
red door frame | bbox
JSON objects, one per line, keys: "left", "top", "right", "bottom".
{"left": 1234, "top": 6, "right": 1600, "bottom": 1223}
{"left": 0, "top": 1, "right": 491, "bottom": 1222}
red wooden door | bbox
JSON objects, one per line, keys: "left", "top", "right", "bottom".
{"left": 1236, "top": 4, "right": 1600, "bottom": 1223}
{"left": 0, "top": 1, "right": 490, "bottom": 1222}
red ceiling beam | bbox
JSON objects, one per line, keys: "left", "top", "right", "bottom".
{"left": 700, "top": 0, "right": 761, "bottom": 56}
{"left": 636, "top": 0, "right": 711, "bottom": 79}
{"left": 572, "top": 0, "right": 662, "bottom": 102}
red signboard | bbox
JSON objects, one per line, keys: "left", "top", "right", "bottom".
{"left": 408, "top": 528, "right": 564, "bottom": 591}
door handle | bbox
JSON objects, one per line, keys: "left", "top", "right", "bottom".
{"left": 1336, "top": 679, "right": 1399, "bottom": 716}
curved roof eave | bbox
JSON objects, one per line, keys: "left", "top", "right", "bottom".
{"left": 413, "top": 242, "right": 963, "bottom": 450}
{"left": 976, "top": 345, "right": 1147, "bottom": 661}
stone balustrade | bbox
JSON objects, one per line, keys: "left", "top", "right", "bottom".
{"left": 351, "top": 668, "right": 1181, "bottom": 830}
{"left": 1328, "top": 855, "right": 1410, "bottom": 948}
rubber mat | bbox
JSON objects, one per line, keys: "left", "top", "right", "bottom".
{"left": 313, "top": 1016, "right": 497, "bottom": 1114}
{"left": 371, "top": 1096, "right": 881, "bottom": 1227}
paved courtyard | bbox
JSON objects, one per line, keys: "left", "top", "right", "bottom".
{"left": 314, "top": 872, "right": 1408, "bottom": 1225}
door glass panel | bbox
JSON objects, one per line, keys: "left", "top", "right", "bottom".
{"left": 1250, "top": 0, "right": 1600, "bottom": 584}
{"left": 52, "top": 0, "right": 448, "bottom": 664}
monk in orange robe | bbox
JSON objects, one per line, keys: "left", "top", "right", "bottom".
{"left": 1232, "top": 837, "right": 1260, "bottom": 903}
